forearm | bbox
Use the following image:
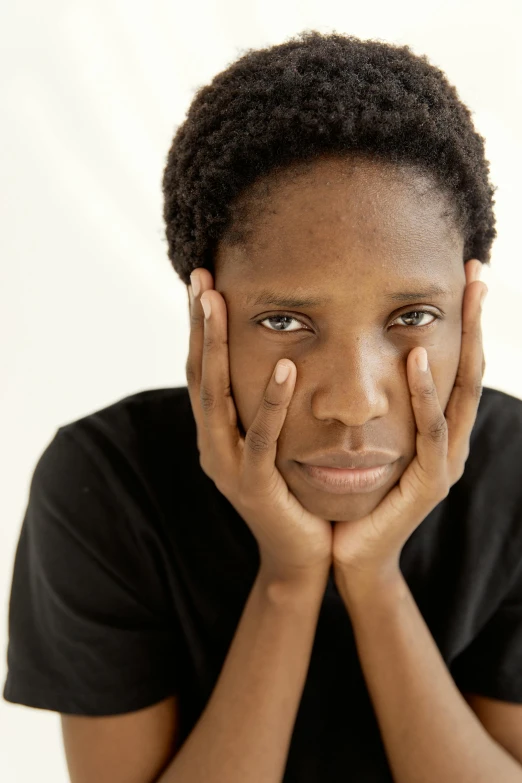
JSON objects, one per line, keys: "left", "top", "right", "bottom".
{"left": 158, "top": 567, "right": 328, "bottom": 783}
{"left": 337, "top": 572, "right": 522, "bottom": 783}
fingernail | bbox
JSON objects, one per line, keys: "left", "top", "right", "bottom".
{"left": 201, "top": 293, "right": 211, "bottom": 320}
{"left": 190, "top": 271, "right": 201, "bottom": 298}
{"left": 275, "top": 361, "right": 291, "bottom": 384}
{"left": 480, "top": 286, "right": 488, "bottom": 307}
{"left": 416, "top": 348, "right": 428, "bottom": 372}
{"left": 475, "top": 262, "right": 482, "bottom": 281}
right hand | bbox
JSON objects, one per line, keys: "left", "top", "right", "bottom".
{"left": 185, "top": 267, "right": 333, "bottom": 586}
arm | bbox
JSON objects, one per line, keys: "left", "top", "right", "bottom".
{"left": 158, "top": 566, "right": 329, "bottom": 783}
{"left": 61, "top": 695, "right": 182, "bottom": 783}
{"left": 337, "top": 571, "right": 522, "bottom": 783}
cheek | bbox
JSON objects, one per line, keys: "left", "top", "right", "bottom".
{"left": 228, "top": 340, "right": 277, "bottom": 434}
{"left": 430, "top": 337, "right": 461, "bottom": 411}
{"left": 227, "top": 323, "right": 462, "bottom": 436}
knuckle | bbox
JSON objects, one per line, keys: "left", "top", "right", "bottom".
{"left": 245, "top": 424, "right": 271, "bottom": 454}
{"left": 451, "top": 461, "right": 465, "bottom": 484}
{"left": 190, "top": 311, "right": 200, "bottom": 329}
{"left": 200, "top": 384, "right": 217, "bottom": 414}
{"left": 220, "top": 377, "right": 232, "bottom": 401}
{"left": 198, "top": 449, "right": 224, "bottom": 488}
{"left": 203, "top": 331, "right": 215, "bottom": 352}
{"left": 185, "top": 359, "right": 198, "bottom": 386}
{"left": 473, "top": 381, "right": 484, "bottom": 402}
{"left": 261, "top": 395, "right": 284, "bottom": 414}
{"left": 419, "top": 383, "right": 438, "bottom": 403}
{"left": 428, "top": 415, "right": 447, "bottom": 443}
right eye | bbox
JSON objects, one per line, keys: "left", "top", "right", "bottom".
{"left": 256, "top": 314, "right": 309, "bottom": 333}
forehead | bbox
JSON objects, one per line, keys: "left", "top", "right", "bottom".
{"left": 215, "top": 154, "right": 463, "bottom": 284}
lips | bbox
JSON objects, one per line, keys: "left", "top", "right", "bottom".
{"left": 298, "top": 450, "right": 399, "bottom": 470}
{"left": 296, "top": 460, "right": 396, "bottom": 494}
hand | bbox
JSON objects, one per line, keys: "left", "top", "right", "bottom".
{"left": 186, "top": 268, "right": 333, "bottom": 587}
{"left": 331, "top": 259, "right": 488, "bottom": 597}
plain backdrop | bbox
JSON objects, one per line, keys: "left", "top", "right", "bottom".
{"left": 1, "top": 1, "right": 521, "bottom": 780}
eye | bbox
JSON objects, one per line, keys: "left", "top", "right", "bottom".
{"left": 391, "top": 309, "right": 440, "bottom": 329}
{"left": 257, "top": 314, "right": 306, "bottom": 333}
{"left": 256, "top": 309, "right": 441, "bottom": 334}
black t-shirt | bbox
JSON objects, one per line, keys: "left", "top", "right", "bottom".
{"left": 4, "top": 384, "right": 522, "bottom": 781}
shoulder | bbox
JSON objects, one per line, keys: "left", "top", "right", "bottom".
{"left": 446, "top": 385, "right": 522, "bottom": 602}
{"left": 57, "top": 385, "right": 194, "bottom": 449}
{"left": 473, "top": 386, "right": 522, "bottom": 446}
{"left": 465, "top": 385, "right": 522, "bottom": 503}
{"left": 51, "top": 385, "right": 198, "bottom": 486}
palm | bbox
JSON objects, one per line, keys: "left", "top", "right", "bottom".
{"left": 331, "top": 453, "right": 424, "bottom": 573}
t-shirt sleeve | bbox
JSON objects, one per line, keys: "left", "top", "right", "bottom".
{"left": 3, "top": 427, "right": 181, "bottom": 716}
{"left": 450, "top": 554, "right": 522, "bottom": 703}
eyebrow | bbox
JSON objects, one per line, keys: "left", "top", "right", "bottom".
{"left": 245, "top": 284, "right": 455, "bottom": 309}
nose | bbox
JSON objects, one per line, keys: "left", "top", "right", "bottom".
{"left": 307, "top": 338, "right": 391, "bottom": 426}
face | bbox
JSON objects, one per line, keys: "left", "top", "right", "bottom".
{"left": 208, "top": 154, "right": 467, "bottom": 523}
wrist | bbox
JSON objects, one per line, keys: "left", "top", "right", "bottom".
{"left": 334, "top": 564, "right": 405, "bottom": 611}
{"left": 257, "top": 563, "right": 331, "bottom": 606}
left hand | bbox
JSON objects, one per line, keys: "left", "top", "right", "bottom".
{"left": 332, "top": 259, "right": 488, "bottom": 595}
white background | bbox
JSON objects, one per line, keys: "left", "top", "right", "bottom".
{"left": 1, "top": 1, "right": 521, "bottom": 780}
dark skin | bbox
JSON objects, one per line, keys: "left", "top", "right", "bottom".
{"left": 188, "top": 154, "right": 477, "bottom": 525}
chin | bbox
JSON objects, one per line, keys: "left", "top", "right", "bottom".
{"left": 284, "top": 476, "right": 390, "bottom": 523}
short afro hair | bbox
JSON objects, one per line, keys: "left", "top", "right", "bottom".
{"left": 162, "top": 30, "right": 497, "bottom": 287}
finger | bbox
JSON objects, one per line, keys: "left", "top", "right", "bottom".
{"left": 465, "top": 258, "right": 482, "bottom": 285}
{"left": 407, "top": 347, "right": 448, "bottom": 496}
{"left": 185, "top": 268, "right": 216, "bottom": 435}
{"left": 445, "top": 279, "right": 488, "bottom": 472}
{"left": 241, "top": 360, "right": 297, "bottom": 494}
{"left": 198, "top": 288, "right": 240, "bottom": 455}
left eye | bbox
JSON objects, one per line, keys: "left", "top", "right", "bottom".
{"left": 257, "top": 310, "right": 438, "bottom": 333}
{"left": 393, "top": 310, "right": 438, "bottom": 328}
